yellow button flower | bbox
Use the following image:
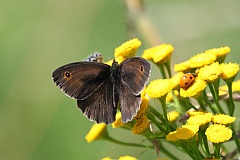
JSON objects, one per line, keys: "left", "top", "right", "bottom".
{"left": 187, "top": 110, "right": 208, "bottom": 116}
{"left": 146, "top": 79, "right": 172, "bottom": 98}
{"left": 219, "top": 79, "right": 240, "bottom": 92}
{"left": 205, "top": 46, "right": 231, "bottom": 63}
{"left": 205, "top": 124, "right": 232, "bottom": 144}
{"left": 118, "top": 155, "right": 138, "bottom": 160}
{"left": 174, "top": 60, "right": 191, "bottom": 72}
{"left": 198, "top": 62, "right": 222, "bottom": 82}
{"left": 180, "top": 78, "right": 207, "bottom": 98}
{"left": 211, "top": 114, "right": 236, "bottom": 126}
{"left": 132, "top": 115, "right": 150, "bottom": 135}
{"left": 170, "top": 72, "right": 184, "bottom": 89}
{"left": 105, "top": 59, "right": 113, "bottom": 66}
{"left": 167, "top": 110, "right": 180, "bottom": 122}
{"left": 176, "top": 124, "right": 199, "bottom": 140}
{"left": 166, "top": 90, "right": 179, "bottom": 102}
{"left": 85, "top": 123, "right": 107, "bottom": 143}
{"left": 112, "top": 112, "right": 125, "bottom": 128}
{"left": 166, "top": 131, "right": 178, "bottom": 142}
{"left": 134, "top": 96, "right": 149, "bottom": 119}
{"left": 142, "top": 44, "right": 174, "bottom": 64}
{"left": 188, "top": 52, "right": 216, "bottom": 68}
{"left": 187, "top": 113, "right": 212, "bottom": 126}
{"left": 114, "top": 38, "right": 141, "bottom": 59}
{"left": 220, "top": 62, "right": 239, "bottom": 80}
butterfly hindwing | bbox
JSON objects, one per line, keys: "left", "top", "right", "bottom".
{"left": 77, "top": 78, "right": 117, "bottom": 124}
{"left": 119, "top": 57, "right": 151, "bottom": 95}
{"left": 52, "top": 62, "right": 111, "bottom": 100}
{"left": 119, "top": 82, "right": 141, "bottom": 123}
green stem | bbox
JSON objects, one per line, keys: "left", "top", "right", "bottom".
{"left": 189, "top": 142, "right": 204, "bottom": 159}
{"left": 214, "top": 144, "right": 221, "bottom": 159}
{"left": 231, "top": 126, "right": 240, "bottom": 153}
{"left": 172, "top": 90, "right": 183, "bottom": 113}
{"left": 106, "top": 135, "right": 154, "bottom": 149}
{"left": 148, "top": 105, "right": 165, "bottom": 123}
{"left": 227, "top": 82, "right": 235, "bottom": 116}
{"left": 146, "top": 112, "right": 166, "bottom": 133}
{"left": 158, "top": 141, "right": 180, "bottom": 160}
{"left": 199, "top": 130, "right": 210, "bottom": 156}
{"left": 157, "top": 64, "right": 167, "bottom": 79}
{"left": 181, "top": 98, "right": 199, "bottom": 111}
{"left": 202, "top": 90, "right": 217, "bottom": 114}
{"left": 208, "top": 82, "right": 225, "bottom": 114}
{"left": 159, "top": 96, "right": 170, "bottom": 133}
{"left": 164, "top": 61, "right": 172, "bottom": 78}
{"left": 196, "top": 94, "right": 207, "bottom": 111}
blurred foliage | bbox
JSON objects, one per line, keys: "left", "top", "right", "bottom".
{"left": 0, "top": 0, "right": 239, "bottom": 160}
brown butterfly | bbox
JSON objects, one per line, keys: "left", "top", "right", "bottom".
{"left": 52, "top": 57, "right": 151, "bottom": 124}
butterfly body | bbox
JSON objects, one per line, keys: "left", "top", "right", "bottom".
{"left": 52, "top": 57, "right": 151, "bottom": 124}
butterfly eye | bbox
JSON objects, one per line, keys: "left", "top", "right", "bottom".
{"left": 64, "top": 72, "right": 71, "bottom": 79}
{"left": 140, "top": 65, "right": 144, "bottom": 72}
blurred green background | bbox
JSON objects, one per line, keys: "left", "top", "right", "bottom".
{"left": 0, "top": 0, "right": 240, "bottom": 159}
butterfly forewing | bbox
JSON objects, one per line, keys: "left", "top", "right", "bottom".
{"left": 77, "top": 78, "right": 117, "bottom": 124}
{"left": 52, "top": 62, "right": 111, "bottom": 100}
{"left": 119, "top": 57, "right": 151, "bottom": 95}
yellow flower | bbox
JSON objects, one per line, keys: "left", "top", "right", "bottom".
{"left": 180, "top": 78, "right": 207, "bottom": 98}
{"left": 132, "top": 115, "right": 150, "bottom": 135}
{"left": 115, "top": 56, "right": 127, "bottom": 64}
{"left": 174, "top": 60, "right": 191, "bottom": 72}
{"left": 198, "top": 62, "right": 222, "bottom": 82}
{"left": 205, "top": 46, "right": 231, "bottom": 63}
{"left": 219, "top": 79, "right": 240, "bottom": 92}
{"left": 142, "top": 44, "right": 174, "bottom": 64}
{"left": 146, "top": 79, "right": 172, "bottom": 98}
{"left": 118, "top": 155, "right": 138, "bottom": 160}
{"left": 187, "top": 113, "right": 212, "bottom": 126}
{"left": 105, "top": 59, "right": 113, "bottom": 66}
{"left": 168, "top": 110, "right": 180, "bottom": 122}
{"left": 114, "top": 38, "right": 141, "bottom": 59}
{"left": 134, "top": 96, "right": 149, "bottom": 119}
{"left": 166, "top": 131, "right": 178, "bottom": 142}
{"left": 188, "top": 52, "right": 216, "bottom": 68}
{"left": 101, "top": 157, "right": 112, "bottom": 160}
{"left": 187, "top": 110, "right": 208, "bottom": 116}
{"left": 220, "top": 62, "right": 239, "bottom": 80}
{"left": 85, "top": 123, "right": 107, "bottom": 143}
{"left": 112, "top": 112, "right": 125, "bottom": 128}
{"left": 205, "top": 124, "right": 232, "bottom": 143}
{"left": 166, "top": 90, "right": 179, "bottom": 102}
{"left": 176, "top": 124, "right": 199, "bottom": 140}
{"left": 211, "top": 114, "right": 236, "bottom": 126}
{"left": 170, "top": 72, "right": 184, "bottom": 89}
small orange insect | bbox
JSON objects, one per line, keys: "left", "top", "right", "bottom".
{"left": 180, "top": 73, "right": 195, "bottom": 90}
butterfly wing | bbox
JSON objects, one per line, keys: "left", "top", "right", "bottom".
{"left": 77, "top": 78, "right": 117, "bottom": 124}
{"left": 52, "top": 62, "right": 111, "bottom": 100}
{"left": 118, "top": 57, "right": 151, "bottom": 122}
{"left": 119, "top": 57, "right": 151, "bottom": 95}
{"left": 119, "top": 83, "right": 141, "bottom": 122}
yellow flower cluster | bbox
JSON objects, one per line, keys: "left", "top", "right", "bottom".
{"left": 167, "top": 112, "right": 235, "bottom": 143}
{"left": 172, "top": 46, "right": 239, "bottom": 98}
{"left": 82, "top": 39, "right": 239, "bottom": 159}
